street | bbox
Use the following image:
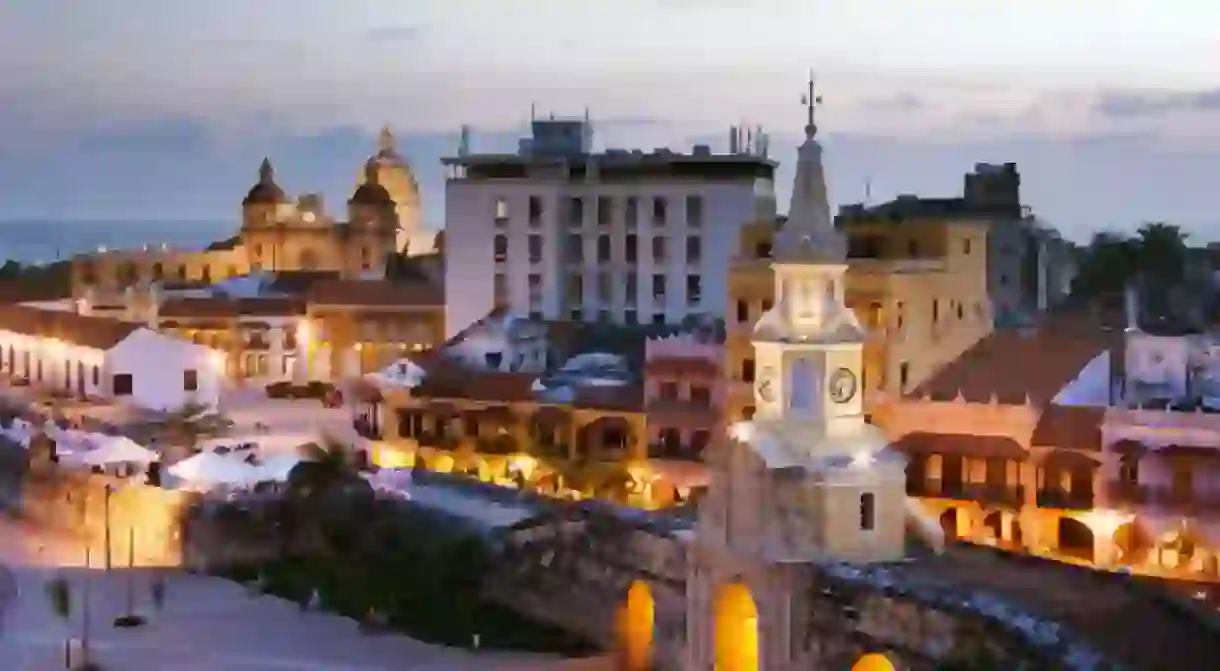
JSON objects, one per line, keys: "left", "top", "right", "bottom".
{"left": 0, "top": 515, "right": 582, "bottom": 670}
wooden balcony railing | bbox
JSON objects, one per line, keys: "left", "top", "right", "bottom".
{"left": 1106, "top": 481, "right": 1220, "bottom": 512}
{"left": 907, "top": 479, "right": 1024, "bottom": 508}
{"left": 1035, "top": 488, "right": 1095, "bottom": 510}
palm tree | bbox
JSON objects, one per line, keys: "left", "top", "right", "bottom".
{"left": 146, "top": 402, "right": 233, "bottom": 461}
{"left": 283, "top": 436, "right": 375, "bottom": 556}
{"left": 1136, "top": 221, "right": 1188, "bottom": 284}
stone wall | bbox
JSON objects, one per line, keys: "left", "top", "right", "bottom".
{"left": 17, "top": 466, "right": 193, "bottom": 567}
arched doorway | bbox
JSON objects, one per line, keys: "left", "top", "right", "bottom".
{"left": 1112, "top": 521, "right": 1151, "bottom": 565}
{"left": 983, "top": 511, "right": 1003, "bottom": 543}
{"left": 619, "top": 581, "right": 655, "bottom": 671}
{"left": 853, "top": 653, "right": 896, "bottom": 671}
{"left": 714, "top": 582, "right": 759, "bottom": 671}
{"left": 1057, "top": 517, "right": 1095, "bottom": 562}
{"left": 939, "top": 508, "right": 961, "bottom": 541}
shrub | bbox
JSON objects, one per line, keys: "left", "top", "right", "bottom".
{"left": 265, "top": 382, "right": 293, "bottom": 399}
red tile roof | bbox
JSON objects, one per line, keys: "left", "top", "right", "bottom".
{"left": 892, "top": 432, "right": 1029, "bottom": 460}
{"left": 1030, "top": 405, "right": 1105, "bottom": 451}
{"left": 158, "top": 297, "right": 305, "bottom": 319}
{"left": 645, "top": 358, "right": 721, "bottom": 378}
{"left": 307, "top": 279, "right": 443, "bottom": 308}
{"left": 909, "top": 317, "right": 1118, "bottom": 405}
{"left": 0, "top": 305, "right": 142, "bottom": 350}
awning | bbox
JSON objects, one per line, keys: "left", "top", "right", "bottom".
{"left": 893, "top": 432, "right": 1029, "bottom": 460}
{"left": 1040, "top": 448, "right": 1101, "bottom": 471}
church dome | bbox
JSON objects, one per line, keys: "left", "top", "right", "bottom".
{"left": 243, "top": 158, "right": 287, "bottom": 206}
{"left": 349, "top": 158, "right": 395, "bottom": 206}
{"left": 359, "top": 126, "right": 420, "bottom": 207}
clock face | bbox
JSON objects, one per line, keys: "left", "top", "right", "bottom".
{"left": 756, "top": 368, "right": 776, "bottom": 402}
{"left": 829, "top": 367, "right": 857, "bottom": 404}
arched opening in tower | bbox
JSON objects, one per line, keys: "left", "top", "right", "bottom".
{"left": 618, "top": 580, "right": 655, "bottom": 671}
{"left": 714, "top": 582, "right": 759, "bottom": 671}
{"left": 939, "top": 508, "right": 961, "bottom": 541}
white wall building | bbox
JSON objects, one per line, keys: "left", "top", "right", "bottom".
{"left": 0, "top": 305, "right": 224, "bottom": 411}
{"left": 442, "top": 117, "right": 778, "bottom": 337}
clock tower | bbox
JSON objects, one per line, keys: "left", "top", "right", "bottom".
{"left": 750, "top": 75, "right": 866, "bottom": 439}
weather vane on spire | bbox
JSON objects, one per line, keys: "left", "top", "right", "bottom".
{"left": 800, "top": 70, "right": 822, "bottom": 137}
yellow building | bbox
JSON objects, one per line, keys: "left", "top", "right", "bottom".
{"left": 725, "top": 213, "right": 993, "bottom": 421}
{"left": 70, "top": 128, "right": 423, "bottom": 295}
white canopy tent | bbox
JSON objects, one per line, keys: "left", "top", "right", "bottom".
{"left": 78, "top": 435, "right": 159, "bottom": 466}
{"left": 169, "top": 451, "right": 260, "bottom": 490}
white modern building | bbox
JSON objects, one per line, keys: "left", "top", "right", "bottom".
{"left": 0, "top": 305, "right": 224, "bottom": 411}
{"left": 442, "top": 116, "right": 778, "bottom": 337}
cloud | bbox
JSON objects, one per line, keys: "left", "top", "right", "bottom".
{"left": 365, "top": 25, "right": 424, "bottom": 42}
{"left": 1094, "top": 88, "right": 1220, "bottom": 118}
{"left": 76, "top": 117, "right": 210, "bottom": 154}
{"left": 856, "top": 93, "right": 925, "bottom": 112}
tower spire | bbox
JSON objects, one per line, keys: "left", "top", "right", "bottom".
{"left": 775, "top": 73, "right": 842, "bottom": 263}
{"left": 378, "top": 125, "right": 396, "bottom": 154}
{"left": 258, "top": 157, "right": 274, "bottom": 183}
{"left": 801, "top": 70, "right": 822, "bottom": 139}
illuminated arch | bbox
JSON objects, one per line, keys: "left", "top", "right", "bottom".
{"left": 431, "top": 453, "right": 455, "bottom": 473}
{"left": 853, "top": 653, "right": 897, "bottom": 671}
{"left": 714, "top": 582, "right": 758, "bottom": 671}
{"left": 618, "top": 581, "right": 655, "bottom": 671}
{"left": 1057, "top": 516, "right": 1095, "bottom": 562}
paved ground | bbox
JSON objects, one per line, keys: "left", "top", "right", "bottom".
{"left": 0, "top": 517, "right": 589, "bottom": 671}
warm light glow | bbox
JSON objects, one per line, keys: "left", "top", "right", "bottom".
{"left": 375, "top": 445, "right": 414, "bottom": 469}
{"left": 302, "top": 211, "right": 316, "bottom": 223}
{"left": 1077, "top": 509, "right": 1136, "bottom": 539}
{"left": 353, "top": 342, "right": 363, "bottom": 352}
{"left": 714, "top": 583, "right": 759, "bottom": 671}
{"left": 851, "top": 450, "right": 874, "bottom": 468}
{"left": 619, "top": 581, "right": 655, "bottom": 671}
{"left": 853, "top": 653, "right": 896, "bottom": 671}
{"left": 432, "top": 454, "right": 455, "bottom": 474}
{"left": 510, "top": 455, "right": 537, "bottom": 480}
{"left": 210, "top": 350, "right": 226, "bottom": 371}
{"left": 296, "top": 320, "right": 312, "bottom": 347}
{"left": 728, "top": 420, "right": 755, "bottom": 443}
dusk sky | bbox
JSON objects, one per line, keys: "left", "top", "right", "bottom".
{"left": 3, "top": 0, "right": 1220, "bottom": 242}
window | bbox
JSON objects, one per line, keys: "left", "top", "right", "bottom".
{"left": 755, "top": 241, "right": 773, "bottom": 259}
{"left": 736, "top": 299, "right": 749, "bottom": 323}
{"left": 529, "top": 310, "right": 543, "bottom": 321}
{"left": 899, "top": 362, "right": 910, "bottom": 389}
{"left": 566, "top": 197, "right": 584, "bottom": 226}
{"left": 741, "top": 358, "right": 755, "bottom": 383}
{"left": 625, "top": 274, "right": 638, "bottom": 304}
{"left": 494, "top": 196, "right": 509, "bottom": 221}
{"left": 685, "top": 195, "right": 704, "bottom": 227}
{"left": 761, "top": 298, "right": 773, "bottom": 312}
{"left": 652, "top": 197, "right": 667, "bottom": 225}
{"left": 597, "top": 196, "right": 613, "bottom": 226}
{"left": 1118, "top": 456, "right": 1139, "bottom": 486}
{"left": 151, "top": 263, "right": 164, "bottom": 281}
{"left": 963, "top": 238, "right": 972, "bottom": 255}
{"left": 660, "top": 381, "right": 679, "bottom": 399}
{"left": 652, "top": 236, "right": 667, "bottom": 262}
{"left": 493, "top": 234, "right": 508, "bottom": 262}
{"left": 906, "top": 240, "right": 919, "bottom": 257}
{"left": 597, "top": 272, "right": 612, "bottom": 301}
{"left": 567, "top": 274, "right": 583, "bottom": 303}
{"left": 528, "top": 234, "right": 543, "bottom": 264}
{"left": 200, "top": 266, "right": 212, "bottom": 283}
{"left": 91, "top": 365, "right": 99, "bottom": 386}
{"left": 652, "top": 274, "right": 666, "bottom": 299}
{"left": 570, "top": 308, "right": 583, "bottom": 320}
{"left": 686, "top": 275, "right": 702, "bottom": 305}
{"left": 652, "top": 313, "right": 665, "bottom": 325}
{"left": 598, "top": 309, "right": 612, "bottom": 323}
{"left": 625, "top": 309, "right": 638, "bottom": 324}
{"left": 113, "top": 373, "right": 133, "bottom": 396}
{"left": 183, "top": 369, "right": 199, "bottom": 392}
{"left": 528, "top": 196, "right": 543, "bottom": 225}
{"left": 597, "top": 235, "right": 612, "bottom": 263}
{"left": 625, "top": 234, "right": 638, "bottom": 264}
{"left": 932, "top": 299, "right": 939, "bottom": 323}
{"left": 956, "top": 303, "right": 964, "bottom": 320}
{"left": 742, "top": 405, "right": 756, "bottom": 420}
{"left": 690, "top": 386, "right": 711, "bottom": 406}
{"left": 566, "top": 234, "right": 584, "bottom": 263}
{"left": 896, "top": 301, "right": 905, "bottom": 329}
{"left": 860, "top": 492, "right": 876, "bottom": 531}
{"left": 528, "top": 274, "right": 542, "bottom": 302}
{"left": 625, "top": 197, "right": 639, "bottom": 227}
{"left": 686, "top": 236, "right": 702, "bottom": 264}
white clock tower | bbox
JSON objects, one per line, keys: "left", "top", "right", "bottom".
{"left": 750, "top": 76, "right": 867, "bottom": 439}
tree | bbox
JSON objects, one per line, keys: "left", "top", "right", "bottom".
{"left": 1136, "top": 221, "right": 1188, "bottom": 284}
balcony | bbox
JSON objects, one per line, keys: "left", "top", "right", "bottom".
{"left": 907, "top": 479, "right": 1024, "bottom": 508}
{"left": 1106, "top": 481, "right": 1220, "bottom": 513}
{"left": 1035, "top": 488, "right": 1095, "bottom": 510}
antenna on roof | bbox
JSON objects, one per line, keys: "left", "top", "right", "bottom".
{"left": 530, "top": 102, "right": 536, "bottom": 122}
{"left": 865, "top": 176, "right": 872, "bottom": 205}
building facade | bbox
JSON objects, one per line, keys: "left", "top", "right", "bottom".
{"left": 442, "top": 116, "right": 777, "bottom": 337}
{"left": 70, "top": 129, "right": 426, "bottom": 296}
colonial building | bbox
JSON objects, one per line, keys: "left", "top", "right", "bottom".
{"left": 0, "top": 304, "right": 223, "bottom": 411}
{"left": 441, "top": 114, "right": 778, "bottom": 338}
{"left": 69, "top": 128, "right": 428, "bottom": 295}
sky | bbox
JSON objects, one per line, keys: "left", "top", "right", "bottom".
{"left": 3, "top": 0, "right": 1220, "bottom": 243}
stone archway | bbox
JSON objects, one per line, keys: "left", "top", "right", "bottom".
{"left": 981, "top": 510, "right": 1022, "bottom": 549}
{"left": 714, "top": 582, "right": 759, "bottom": 671}
{"left": 618, "top": 580, "right": 655, "bottom": 671}
{"left": 939, "top": 508, "right": 961, "bottom": 541}
{"left": 1057, "top": 517, "right": 1095, "bottom": 562}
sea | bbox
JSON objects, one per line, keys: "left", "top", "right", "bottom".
{"left": 0, "top": 220, "right": 234, "bottom": 265}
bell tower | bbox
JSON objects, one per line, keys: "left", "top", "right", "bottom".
{"left": 750, "top": 74, "right": 866, "bottom": 438}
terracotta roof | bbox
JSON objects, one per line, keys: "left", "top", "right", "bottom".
{"left": 909, "top": 317, "right": 1118, "bottom": 405}
{"left": 1040, "top": 448, "right": 1101, "bottom": 470}
{"left": 412, "top": 366, "right": 537, "bottom": 403}
{"left": 158, "top": 297, "right": 305, "bottom": 319}
{"left": 1155, "top": 445, "right": 1220, "bottom": 461}
{"left": 307, "top": 279, "right": 443, "bottom": 308}
{"left": 892, "top": 432, "right": 1029, "bottom": 460}
{"left": 0, "top": 305, "right": 142, "bottom": 350}
{"left": 645, "top": 357, "right": 721, "bottom": 378}
{"left": 1029, "top": 405, "right": 1105, "bottom": 451}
